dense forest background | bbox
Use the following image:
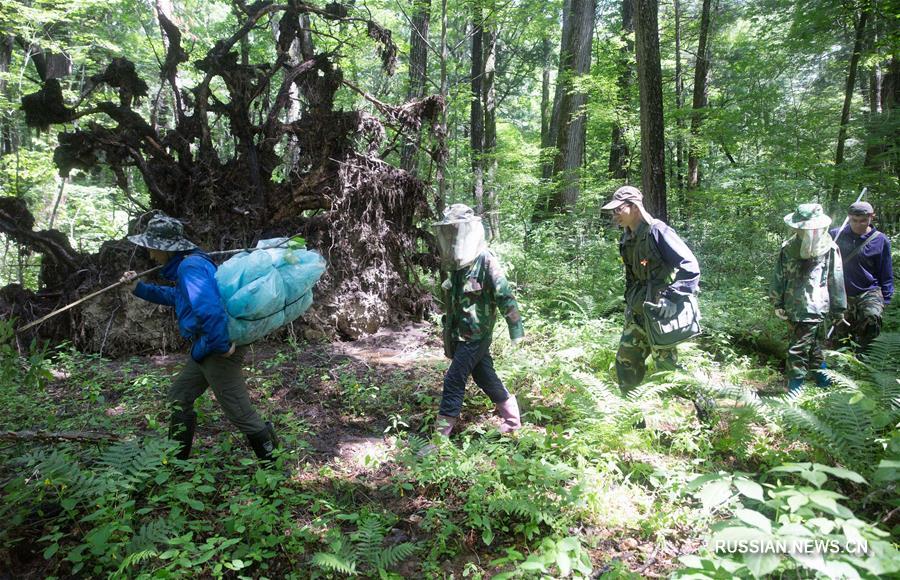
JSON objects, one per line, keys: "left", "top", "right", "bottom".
{"left": 1, "top": 0, "right": 899, "bottom": 578}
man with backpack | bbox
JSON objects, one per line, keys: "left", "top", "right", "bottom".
{"left": 829, "top": 201, "right": 894, "bottom": 351}
{"left": 120, "top": 214, "right": 278, "bottom": 462}
{"left": 601, "top": 186, "right": 705, "bottom": 421}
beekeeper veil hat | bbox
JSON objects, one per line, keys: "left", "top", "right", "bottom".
{"left": 432, "top": 204, "right": 487, "bottom": 270}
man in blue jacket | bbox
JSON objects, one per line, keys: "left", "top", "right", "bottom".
{"left": 121, "top": 215, "right": 277, "bottom": 461}
{"left": 829, "top": 201, "right": 894, "bottom": 351}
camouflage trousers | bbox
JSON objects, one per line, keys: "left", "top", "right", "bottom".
{"left": 786, "top": 320, "right": 825, "bottom": 380}
{"left": 616, "top": 316, "right": 678, "bottom": 393}
{"left": 831, "top": 289, "right": 884, "bottom": 351}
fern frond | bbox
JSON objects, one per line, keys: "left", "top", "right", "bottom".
{"left": 626, "top": 380, "right": 685, "bottom": 402}
{"left": 819, "top": 392, "right": 875, "bottom": 467}
{"left": 375, "top": 542, "right": 418, "bottom": 570}
{"left": 863, "top": 332, "right": 900, "bottom": 374}
{"left": 311, "top": 552, "right": 358, "bottom": 576}
{"left": 771, "top": 401, "right": 841, "bottom": 450}
{"left": 96, "top": 439, "right": 170, "bottom": 493}
{"left": 867, "top": 371, "right": 900, "bottom": 412}
{"left": 127, "top": 517, "right": 175, "bottom": 554}
{"left": 352, "top": 515, "right": 387, "bottom": 568}
{"left": 570, "top": 371, "right": 624, "bottom": 410}
{"left": 116, "top": 548, "right": 158, "bottom": 575}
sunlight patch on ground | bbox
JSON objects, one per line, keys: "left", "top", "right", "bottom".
{"left": 336, "top": 323, "right": 445, "bottom": 367}
{"left": 333, "top": 435, "right": 396, "bottom": 470}
{"left": 579, "top": 473, "right": 653, "bottom": 529}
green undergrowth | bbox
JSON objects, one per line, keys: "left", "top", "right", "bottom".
{"left": 1, "top": 302, "right": 898, "bottom": 577}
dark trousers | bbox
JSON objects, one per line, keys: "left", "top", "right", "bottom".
{"left": 439, "top": 339, "right": 510, "bottom": 417}
{"left": 615, "top": 314, "right": 677, "bottom": 394}
{"left": 168, "top": 346, "right": 267, "bottom": 435}
{"left": 832, "top": 289, "right": 884, "bottom": 351}
{"left": 786, "top": 321, "right": 825, "bottom": 380}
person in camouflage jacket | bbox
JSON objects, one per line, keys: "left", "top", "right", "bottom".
{"left": 770, "top": 203, "right": 847, "bottom": 393}
{"left": 432, "top": 204, "right": 524, "bottom": 437}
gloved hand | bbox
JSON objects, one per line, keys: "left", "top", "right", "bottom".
{"left": 775, "top": 308, "right": 787, "bottom": 320}
{"left": 119, "top": 270, "right": 139, "bottom": 291}
{"left": 655, "top": 297, "right": 677, "bottom": 318}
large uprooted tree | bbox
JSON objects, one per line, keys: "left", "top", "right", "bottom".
{"left": 0, "top": 1, "right": 444, "bottom": 354}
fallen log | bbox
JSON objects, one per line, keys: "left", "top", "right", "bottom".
{"left": 0, "top": 430, "right": 122, "bottom": 444}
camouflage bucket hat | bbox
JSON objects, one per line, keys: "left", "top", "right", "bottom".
{"left": 783, "top": 203, "right": 832, "bottom": 230}
{"left": 127, "top": 215, "right": 197, "bottom": 251}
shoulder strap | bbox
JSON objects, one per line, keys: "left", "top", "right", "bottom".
{"left": 844, "top": 231, "right": 882, "bottom": 263}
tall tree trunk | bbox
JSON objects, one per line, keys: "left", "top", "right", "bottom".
{"left": 436, "top": 0, "right": 449, "bottom": 214}
{"left": 548, "top": 0, "right": 595, "bottom": 213}
{"left": 830, "top": 5, "right": 869, "bottom": 210}
{"left": 687, "top": 0, "right": 712, "bottom": 190}
{"left": 540, "top": 35, "right": 552, "bottom": 152}
{"left": 540, "top": 1, "right": 572, "bottom": 186}
{"left": 533, "top": 30, "right": 555, "bottom": 223}
{"left": 863, "top": 9, "right": 884, "bottom": 172}
{"left": 609, "top": 0, "right": 633, "bottom": 179}
{"left": 483, "top": 22, "right": 499, "bottom": 239}
{"left": 634, "top": 0, "right": 667, "bottom": 220}
{"left": 674, "top": 0, "right": 685, "bottom": 197}
{"left": 883, "top": 54, "right": 899, "bottom": 180}
{"left": 470, "top": 5, "right": 485, "bottom": 214}
{"left": 0, "top": 35, "right": 13, "bottom": 155}
{"left": 401, "top": 0, "right": 432, "bottom": 172}
{"left": 863, "top": 72, "right": 882, "bottom": 171}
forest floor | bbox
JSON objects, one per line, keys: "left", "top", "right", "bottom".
{"left": 2, "top": 319, "right": 810, "bottom": 578}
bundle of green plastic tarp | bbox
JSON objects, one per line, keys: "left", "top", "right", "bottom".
{"left": 215, "top": 238, "right": 326, "bottom": 345}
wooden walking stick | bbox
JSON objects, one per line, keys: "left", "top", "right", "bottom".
{"left": 15, "top": 234, "right": 306, "bottom": 334}
{"left": 16, "top": 264, "right": 164, "bottom": 333}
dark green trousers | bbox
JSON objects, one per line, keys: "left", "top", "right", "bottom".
{"left": 833, "top": 289, "right": 884, "bottom": 351}
{"left": 168, "top": 346, "right": 266, "bottom": 436}
{"left": 616, "top": 315, "right": 678, "bottom": 393}
{"left": 786, "top": 320, "right": 825, "bottom": 380}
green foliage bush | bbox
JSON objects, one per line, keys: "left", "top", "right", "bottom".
{"left": 678, "top": 463, "right": 900, "bottom": 579}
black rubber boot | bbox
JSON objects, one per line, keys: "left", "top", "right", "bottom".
{"left": 169, "top": 409, "right": 197, "bottom": 460}
{"left": 693, "top": 395, "right": 716, "bottom": 425}
{"left": 246, "top": 421, "right": 278, "bottom": 462}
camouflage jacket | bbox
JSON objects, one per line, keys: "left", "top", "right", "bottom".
{"left": 443, "top": 251, "right": 524, "bottom": 343}
{"left": 770, "top": 236, "right": 847, "bottom": 322}
{"left": 620, "top": 220, "right": 700, "bottom": 318}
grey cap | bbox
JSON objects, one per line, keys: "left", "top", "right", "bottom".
{"left": 848, "top": 201, "right": 874, "bottom": 215}
{"left": 127, "top": 215, "right": 198, "bottom": 251}
{"left": 601, "top": 185, "right": 643, "bottom": 210}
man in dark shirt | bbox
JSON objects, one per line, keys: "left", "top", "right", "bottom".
{"left": 601, "top": 186, "right": 708, "bottom": 423}
{"left": 829, "top": 201, "right": 894, "bottom": 350}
